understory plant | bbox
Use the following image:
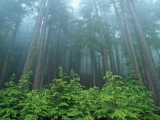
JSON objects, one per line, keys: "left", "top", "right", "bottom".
{"left": 0, "top": 72, "right": 31, "bottom": 120}
{"left": 94, "top": 71, "right": 160, "bottom": 120}
{"left": 0, "top": 68, "right": 159, "bottom": 120}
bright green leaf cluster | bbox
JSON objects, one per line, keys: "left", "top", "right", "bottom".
{"left": 0, "top": 69, "right": 159, "bottom": 120}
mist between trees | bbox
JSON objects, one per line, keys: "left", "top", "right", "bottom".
{"left": 0, "top": 0, "right": 160, "bottom": 117}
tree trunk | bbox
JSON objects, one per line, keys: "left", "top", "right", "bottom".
{"left": 53, "top": 28, "right": 61, "bottom": 79}
{"left": 107, "top": 41, "right": 116, "bottom": 74}
{"left": 41, "top": 16, "right": 53, "bottom": 86}
{"left": 0, "top": 9, "right": 22, "bottom": 88}
{"left": 114, "top": 43, "right": 121, "bottom": 75}
{"left": 33, "top": 0, "right": 50, "bottom": 90}
{"left": 22, "top": 0, "right": 46, "bottom": 77}
{"left": 156, "top": 48, "right": 160, "bottom": 61}
{"left": 47, "top": 24, "right": 56, "bottom": 83}
{"left": 93, "top": 1, "right": 109, "bottom": 81}
{"left": 90, "top": 45, "right": 97, "bottom": 86}
{"left": 113, "top": 1, "right": 143, "bottom": 85}
{"left": 97, "top": 54, "right": 102, "bottom": 87}
{"left": 0, "top": 24, "right": 11, "bottom": 51}
{"left": 127, "top": 0, "right": 160, "bottom": 105}
{"left": 76, "top": 46, "right": 81, "bottom": 75}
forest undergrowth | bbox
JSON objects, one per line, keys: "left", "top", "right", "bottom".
{"left": 0, "top": 68, "right": 160, "bottom": 120}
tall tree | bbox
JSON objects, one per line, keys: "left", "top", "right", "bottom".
{"left": 113, "top": 0, "right": 143, "bottom": 85}
{"left": 33, "top": 0, "right": 51, "bottom": 90}
{"left": 53, "top": 27, "right": 62, "bottom": 79}
{"left": 90, "top": 44, "right": 97, "bottom": 86}
{"left": 93, "top": 0, "right": 109, "bottom": 78}
{"left": 22, "top": 0, "right": 46, "bottom": 76}
{"left": 0, "top": 9, "right": 22, "bottom": 88}
{"left": 127, "top": 0, "right": 160, "bottom": 105}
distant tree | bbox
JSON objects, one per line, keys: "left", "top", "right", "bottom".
{"left": 0, "top": 0, "right": 36, "bottom": 87}
{"left": 93, "top": 0, "right": 109, "bottom": 77}
{"left": 0, "top": 9, "right": 22, "bottom": 88}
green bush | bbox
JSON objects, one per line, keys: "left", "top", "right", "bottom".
{"left": 48, "top": 69, "right": 94, "bottom": 120}
{"left": 19, "top": 90, "right": 49, "bottom": 120}
{"left": 0, "top": 69, "right": 159, "bottom": 120}
{"left": 94, "top": 71, "right": 160, "bottom": 120}
{"left": 0, "top": 73, "right": 30, "bottom": 119}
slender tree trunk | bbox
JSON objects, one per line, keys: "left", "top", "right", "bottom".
{"left": 123, "top": 14, "right": 143, "bottom": 82}
{"left": 156, "top": 48, "right": 160, "bottom": 61}
{"left": 76, "top": 46, "right": 81, "bottom": 75}
{"left": 22, "top": 0, "right": 46, "bottom": 77}
{"left": 49, "top": 42, "right": 55, "bottom": 80}
{"left": 90, "top": 45, "right": 97, "bottom": 86}
{"left": 114, "top": 43, "right": 121, "bottom": 75}
{"left": 33, "top": 0, "right": 50, "bottom": 90}
{"left": 93, "top": 1, "right": 109, "bottom": 80}
{"left": 53, "top": 28, "right": 61, "bottom": 79}
{"left": 0, "top": 9, "right": 22, "bottom": 87}
{"left": 47, "top": 24, "right": 55, "bottom": 83}
{"left": 69, "top": 49, "right": 73, "bottom": 72}
{"left": 113, "top": 1, "right": 143, "bottom": 84}
{"left": 107, "top": 42, "right": 116, "bottom": 74}
{"left": 41, "top": 17, "right": 53, "bottom": 85}
{"left": 103, "top": 20, "right": 116, "bottom": 74}
{"left": 97, "top": 54, "right": 102, "bottom": 87}
{"left": 85, "top": 57, "right": 90, "bottom": 87}
{"left": 16, "top": 48, "right": 26, "bottom": 81}
{"left": 127, "top": 0, "right": 160, "bottom": 105}
{"left": 0, "top": 24, "right": 11, "bottom": 51}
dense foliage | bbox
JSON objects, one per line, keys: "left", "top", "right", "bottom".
{"left": 0, "top": 68, "right": 159, "bottom": 120}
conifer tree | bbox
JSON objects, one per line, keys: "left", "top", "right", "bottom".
{"left": 22, "top": 0, "right": 46, "bottom": 76}
{"left": 127, "top": 0, "right": 160, "bottom": 105}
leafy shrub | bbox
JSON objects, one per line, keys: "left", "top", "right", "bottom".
{"left": 19, "top": 90, "right": 49, "bottom": 120}
{"left": 0, "top": 69, "right": 159, "bottom": 120}
{"left": 48, "top": 68, "right": 94, "bottom": 120}
{"left": 94, "top": 71, "right": 160, "bottom": 120}
{"left": 0, "top": 73, "right": 30, "bottom": 119}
